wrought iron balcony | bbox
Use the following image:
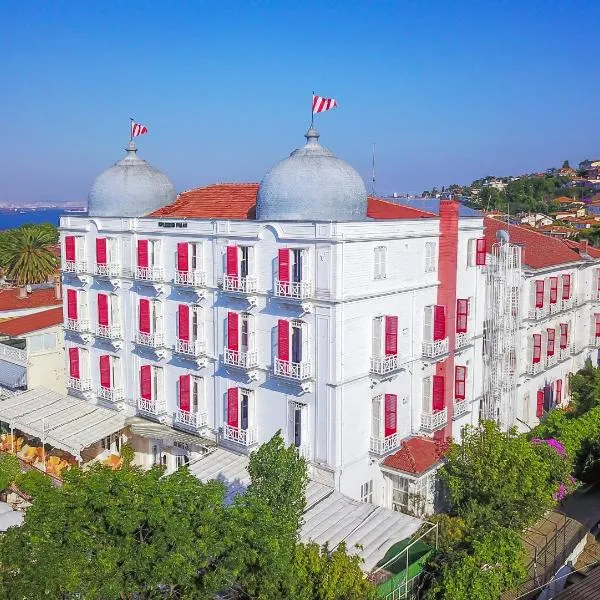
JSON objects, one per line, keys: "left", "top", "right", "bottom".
{"left": 455, "top": 332, "right": 472, "bottom": 350}
{"left": 369, "top": 432, "right": 400, "bottom": 455}
{"left": 95, "top": 263, "right": 121, "bottom": 277}
{"left": 223, "top": 348, "right": 258, "bottom": 369}
{"left": 174, "top": 409, "right": 208, "bottom": 430}
{"left": 545, "top": 353, "right": 558, "bottom": 368}
{"left": 97, "top": 386, "right": 124, "bottom": 403}
{"left": 590, "top": 335, "right": 600, "bottom": 348}
{"left": 64, "top": 260, "right": 88, "bottom": 274}
{"left": 175, "top": 339, "right": 206, "bottom": 358}
{"left": 420, "top": 408, "right": 448, "bottom": 432}
{"left": 65, "top": 318, "right": 90, "bottom": 333}
{"left": 453, "top": 400, "right": 469, "bottom": 419}
{"left": 174, "top": 270, "right": 206, "bottom": 287}
{"left": 223, "top": 424, "right": 258, "bottom": 446}
{"left": 527, "top": 360, "right": 545, "bottom": 375}
{"left": 0, "top": 343, "right": 27, "bottom": 366}
{"left": 528, "top": 306, "right": 549, "bottom": 320}
{"left": 422, "top": 338, "right": 449, "bottom": 359}
{"left": 135, "top": 331, "right": 165, "bottom": 348}
{"left": 370, "top": 354, "right": 400, "bottom": 375}
{"left": 135, "top": 266, "right": 164, "bottom": 281}
{"left": 95, "top": 324, "right": 122, "bottom": 340}
{"left": 137, "top": 397, "right": 167, "bottom": 416}
{"left": 275, "top": 280, "right": 312, "bottom": 300}
{"left": 274, "top": 358, "right": 312, "bottom": 380}
{"left": 560, "top": 297, "right": 574, "bottom": 311}
{"left": 68, "top": 377, "right": 92, "bottom": 392}
{"left": 222, "top": 274, "right": 257, "bottom": 294}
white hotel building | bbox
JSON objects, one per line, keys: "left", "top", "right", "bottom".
{"left": 59, "top": 128, "right": 600, "bottom": 515}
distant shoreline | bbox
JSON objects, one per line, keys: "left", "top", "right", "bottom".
{"left": 0, "top": 207, "right": 86, "bottom": 213}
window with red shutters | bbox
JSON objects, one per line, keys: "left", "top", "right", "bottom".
{"left": 137, "top": 240, "right": 149, "bottom": 268}
{"left": 532, "top": 334, "right": 542, "bottom": 363}
{"left": 384, "top": 394, "right": 397, "bottom": 437}
{"left": 432, "top": 375, "right": 445, "bottom": 411}
{"left": 596, "top": 314, "right": 600, "bottom": 338}
{"left": 536, "top": 390, "right": 544, "bottom": 418}
{"left": 140, "top": 365, "right": 152, "bottom": 400}
{"left": 227, "top": 312, "right": 239, "bottom": 351}
{"left": 99, "top": 355, "right": 111, "bottom": 389}
{"left": 138, "top": 299, "right": 151, "bottom": 334}
{"left": 384, "top": 316, "right": 398, "bottom": 355}
{"left": 226, "top": 246, "right": 238, "bottom": 277}
{"left": 433, "top": 305, "right": 446, "bottom": 341}
{"left": 179, "top": 375, "right": 191, "bottom": 412}
{"left": 456, "top": 299, "right": 469, "bottom": 333}
{"left": 177, "top": 243, "right": 189, "bottom": 272}
{"left": 455, "top": 366, "right": 466, "bottom": 400}
{"left": 227, "top": 388, "right": 239, "bottom": 427}
{"left": 547, "top": 328, "right": 555, "bottom": 356}
{"left": 535, "top": 280, "right": 545, "bottom": 308}
{"left": 65, "top": 236, "right": 76, "bottom": 262}
{"left": 562, "top": 274, "right": 571, "bottom": 300}
{"left": 278, "top": 319, "right": 290, "bottom": 361}
{"left": 67, "top": 289, "right": 78, "bottom": 320}
{"left": 559, "top": 323, "right": 569, "bottom": 348}
{"left": 68, "top": 347, "right": 80, "bottom": 379}
{"left": 178, "top": 305, "right": 190, "bottom": 341}
{"left": 98, "top": 294, "right": 109, "bottom": 326}
{"left": 96, "top": 238, "right": 107, "bottom": 265}
{"left": 556, "top": 379, "right": 563, "bottom": 405}
{"left": 549, "top": 277, "right": 558, "bottom": 304}
{"left": 475, "top": 238, "right": 487, "bottom": 266}
{"left": 279, "top": 249, "right": 290, "bottom": 282}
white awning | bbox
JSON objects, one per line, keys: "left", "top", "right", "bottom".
{"left": 126, "top": 416, "right": 215, "bottom": 450}
{"left": 0, "top": 387, "right": 127, "bottom": 458}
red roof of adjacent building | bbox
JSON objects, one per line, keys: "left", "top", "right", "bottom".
{"left": 149, "top": 184, "right": 436, "bottom": 221}
{"left": 0, "top": 307, "right": 63, "bottom": 336}
{"left": 564, "top": 239, "right": 600, "bottom": 259}
{"left": 383, "top": 436, "right": 450, "bottom": 475}
{"left": 0, "top": 287, "right": 62, "bottom": 312}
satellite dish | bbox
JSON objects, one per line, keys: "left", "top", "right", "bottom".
{"left": 497, "top": 229, "right": 510, "bottom": 244}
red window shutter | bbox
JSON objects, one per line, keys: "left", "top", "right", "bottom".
{"left": 455, "top": 366, "right": 466, "bottom": 400}
{"left": 97, "top": 294, "right": 109, "bottom": 326}
{"left": 279, "top": 249, "right": 290, "bottom": 283}
{"left": 95, "top": 238, "right": 107, "bottom": 265}
{"left": 137, "top": 240, "right": 149, "bottom": 268}
{"left": 547, "top": 328, "right": 555, "bottom": 356}
{"left": 549, "top": 277, "right": 558, "bottom": 304}
{"left": 178, "top": 304, "right": 190, "bottom": 341}
{"left": 140, "top": 365, "right": 152, "bottom": 400}
{"left": 65, "top": 235, "right": 76, "bottom": 261}
{"left": 535, "top": 280, "right": 545, "bottom": 308}
{"left": 596, "top": 314, "right": 600, "bottom": 338}
{"left": 66, "top": 289, "right": 78, "bottom": 320}
{"left": 139, "top": 299, "right": 151, "bottom": 334}
{"left": 99, "top": 355, "right": 111, "bottom": 389}
{"left": 226, "top": 246, "right": 238, "bottom": 277}
{"left": 532, "top": 334, "right": 542, "bottom": 363}
{"left": 177, "top": 243, "right": 189, "bottom": 272}
{"left": 556, "top": 379, "right": 563, "bottom": 405}
{"left": 68, "top": 347, "right": 80, "bottom": 379}
{"left": 432, "top": 375, "right": 445, "bottom": 411}
{"left": 384, "top": 316, "right": 398, "bottom": 355}
{"left": 536, "top": 390, "right": 544, "bottom": 418}
{"left": 562, "top": 274, "right": 571, "bottom": 300}
{"left": 559, "top": 323, "right": 568, "bottom": 348}
{"left": 227, "top": 388, "right": 239, "bottom": 427}
{"left": 456, "top": 299, "right": 468, "bottom": 333}
{"left": 384, "top": 394, "right": 397, "bottom": 437}
{"left": 433, "top": 305, "right": 446, "bottom": 341}
{"left": 278, "top": 319, "right": 290, "bottom": 361}
{"left": 179, "top": 375, "right": 191, "bottom": 412}
{"left": 227, "top": 312, "right": 239, "bottom": 351}
{"left": 475, "top": 238, "right": 487, "bottom": 266}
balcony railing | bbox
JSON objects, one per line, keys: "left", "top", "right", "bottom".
{"left": 422, "top": 338, "right": 449, "bottom": 359}
{"left": 274, "top": 358, "right": 312, "bottom": 380}
{"left": 175, "top": 270, "right": 206, "bottom": 287}
{"left": 223, "top": 348, "right": 258, "bottom": 368}
{"left": 455, "top": 332, "right": 472, "bottom": 349}
{"left": 68, "top": 376, "right": 92, "bottom": 392}
{"left": 97, "top": 386, "right": 124, "bottom": 403}
{"left": 175, "top": 339, "right": 206, "bottom": 357}
{"left": 223, "top": 424, "right": 258, "bottom": 446}
{"left": 549, "top": 301, "right": 561, "bottom": 315}
{"left": 370, "top": 354, "right": 399, "bottom": 375}
{"left": 223, "top": 274, "right": 257, "bottom": 293}
{"left": 174, "top": 409, "right": 208, "bottom": 430}
{"left": 557, "top": 346, "right": 571, "bottom": 361}
{"left": 527, "top": 360, "right": 545, "bottom": 376}
{"left": 0, "top": 343, "right": 27, "bottom": 366}
{"left": 135, "top": 266, "right": 164, "bottom": 281}
{"left": 453, "top": 400, "right": 469, "bottom": 418}
{"left": 546, "top": 353, "right": 558, "bottom": 368}
{"left": 137, "top": 397, "right": 167, "bottom": 416}
{"left": 421, "top": 408, "right": 448, "bottom": 432}
{"left": 95, "top": 324, "right": 122, "bottom": 340}
{"left": 275, "top": 280, "right": 312, "bottom": 300}
{"left": 369, "top": 432, "right": 400, "bottom": 455}
{"left": 528, "top": 306, "right": 549, "bottom": 320}
{"left": 561, "top": 297, "right": 574, "bottom": 311}
{"left": 590, "top": 335, "right": 600, "bottom": 348}
{"left": 95, "top": 263, "right": 121, "bottom": 277}
{"left": 65, "top": 318, "right": 90, "bottom": 333}
{"left": 295, "top": 444, "right": 311, "bottom": 460}
{"left": 135, "top": 331, "right": 165, "bottom": 348}
{"left": 64, "top": 260, "right": 88, "bottom": 274}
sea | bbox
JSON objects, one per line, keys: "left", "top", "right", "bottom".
{"left": 0, "top": 209, "right": 83, "bottom": 230}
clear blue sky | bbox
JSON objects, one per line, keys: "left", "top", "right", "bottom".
{"left": 1, "top": 0, "right": 599, "bottom": 204}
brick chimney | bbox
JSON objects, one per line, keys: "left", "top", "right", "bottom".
{"left": 580, "top": 240, "right": 589, "bottom": 256}
{"left": 54, "top": 277, "right": 62, "bottom": 300}
{"left": 18, "top": 286, "right": 27, "bottom": 299}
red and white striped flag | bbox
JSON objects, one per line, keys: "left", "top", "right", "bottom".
{"left": 130, "top": 120, "right": 148, "bottom": 138}
{"left": 312, "top": 94, "right": 338, "bottom": 114}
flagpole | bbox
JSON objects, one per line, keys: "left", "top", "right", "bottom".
{"left": 311, "top": 91, "right": 314, "bottom": 128}
{"left": 129, "top": 117, "right": 134, "bottom": 142}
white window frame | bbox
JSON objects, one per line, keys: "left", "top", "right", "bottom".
{"left": 422, "top": 376, "right": 432, "bottom": 412}
{"left": 360, "top": 480, "right": 373, "bottom": 504}
{"left": 374, "top": 246, "right": 387, "bottom": 280}
{"left": 288, "top": 401, "right": 308, "bottom": 448}
{"left": 371, "top": 395, "right": 383, "bottom": 439}
{"left": 425, "top": 242, "right": 436, "bottom": 273}
{"left": 372, "top": 316, "right": 384, "bottom": 358}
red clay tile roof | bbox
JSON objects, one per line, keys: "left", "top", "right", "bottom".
{"left": 564, "top": 240, "right": 600, "bottom": 258}
{"left": 0, "top": 287, "right": 62, "bottom": 312}
{"left": 0, "top": 307, "right": 63, "bottom": 336}
{"left": 484, "top": 217, "right": 584, "bottom": 269}
{"left": 383, "top": 436, "right": 449, "bottom": 475}
{"left": 149, "top": 184, "right": 436, "bottom": 221}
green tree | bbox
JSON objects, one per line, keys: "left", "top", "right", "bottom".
{"left": 14, "top": 469, "right": 53, "bottom": 498}
{"left": 0, "top": 453, "right": 19, "bottom": 492}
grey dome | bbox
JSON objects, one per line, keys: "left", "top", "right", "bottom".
{"left": 256, "top": 127, "right": 367, "bottom": 221}
{"left": 88, "top": 142, "right": 176, "bottom": 217}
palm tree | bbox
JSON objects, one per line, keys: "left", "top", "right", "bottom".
{"left": 0, "top": 226, "right": 58, "bottom": 285}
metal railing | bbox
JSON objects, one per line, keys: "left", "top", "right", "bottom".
{"left": 135, "top": 331, "right": 165, "bottom": 348}
{"left": 0, "top": 343, "right": 27, "bottom": 366}
{"left": 528, "top": 306, "right": 549, "bottom": 320}
{"left": 421, "top": 408, "right": 447, "bottom": 432}
{"left": 453, "top": 400, "right": 469, "bottom": 418}
{"left": 174, "top": 409, "right": 208, "bottom": 430}
{"left": 97, "top": 386, "right": 124, "bottom": 402}
{"left": 557, "top": 346, "right": 571, "bottom": 361}
{"left": 422, "top": 338, "right": 449, "bottom": 358}
{"left": 370, "top": 354, "right": 399, "bottom": 375}
{"left": 95, "top": 263, "right": 121, "bottom": 277}
{"left": 137, "top": 397, "right": 166, "bottom": 416}
{"left": 223, "top": 348, "right": 258, "bottom": 368}
{"left": 175, "top": 270, "right": 206, "bottom": 287}
{"left": 222, "top": 275, "right": 257, "bottom": 293}
{"left": 369, "top": 433, "right": 400, "bottom": 455}
{"left": 527, "top": 360, "right": 545, "bottom": 376}
{"left": 549, "top": 301, "right": 561, "bottom": 315}
{"left": 223, "top": 424, "right": 258, "bottom": 446}
{"left": 295, "top": 444, "right": 310, "bottom": 460}
{"left": 65, "top": 318, "right": 90, "bottom": 333}
{"left": 68, "top": 376, "right": 92, "bottom": 392}
{"left": 64, "top": 260, "right": 88, "bottom": 274}
{"left": 590, "top": 335, "right": 600, "bottom": 348}
{"left": 545, "top": 353, "right": 558, "bottom": 368}
{"left": 275, "top": 280, "right": 312, "bottom": 299}
{"left": 274, "top": 358, "right": 312, "bottom": 380}
{"left": 175, "top": 339, "right": 206, "bottom": 357}
{"left": 95, "top": 324, "right": 122, "bottom": 340}
{"left": 560, "top": 296, "right": 574, "bottom": 311}
{"left": 135, "top": 266, "right": 164, "bottom": 281}
{"left": 455, "top": 332, "right": 472, "bottom": 349}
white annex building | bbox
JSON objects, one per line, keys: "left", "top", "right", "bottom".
{"left": 59, "top": 128, "right": 600, "bottom": 516}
